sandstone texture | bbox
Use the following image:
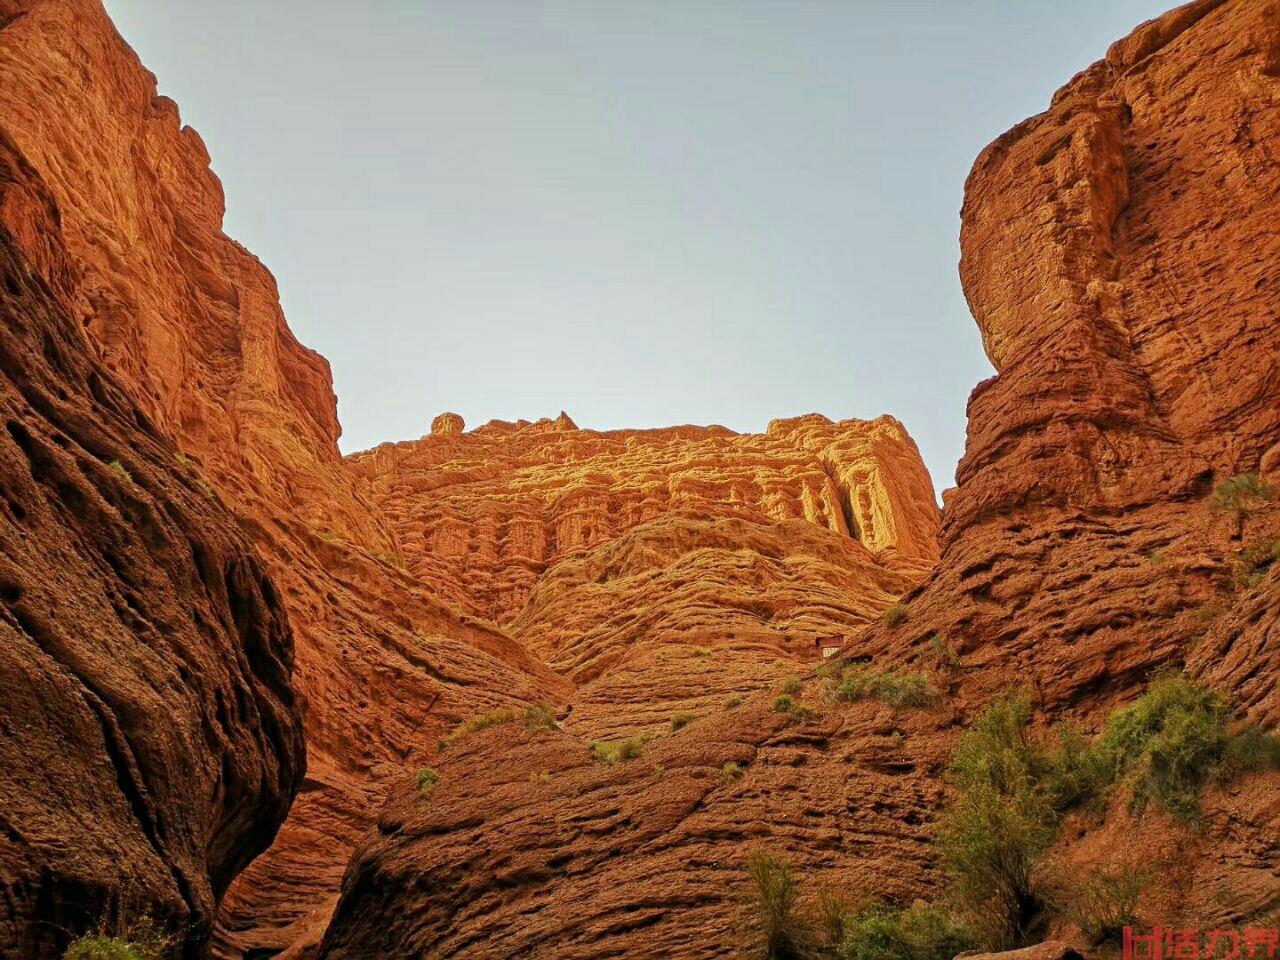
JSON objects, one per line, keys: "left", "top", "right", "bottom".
{"left": 317, "top": 2, "right": 1280, "bottom": 957}
{"left": 4, "top": 0, "right": 1280, "bottom": 958}
{"left": 348, "top": 412, "right": 939, "bottom": 622}
{"left": 0, "top": 3, "right": 567, "bottom": 956}
{"left": 0, "top": 134, "right": 303, "bottom": 958}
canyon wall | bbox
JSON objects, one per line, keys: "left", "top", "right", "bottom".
{"left": 0, "top": 132, "right": 303, "bottom": 958}
{"left": 4, "top": 0, "right": 1276, "bottom": 957}
{"left": 316, "top": 1, "right": 1280, "bottom": 956}
{"left": 0, "top": 3, "right": 567, "bottom": 956}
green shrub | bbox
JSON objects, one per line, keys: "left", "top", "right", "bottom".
{"left": 1230, "top": 538, "right": 1280, "bottom": 590}
{"left": 831, "top": 664, "right": 937, "bottom": 710}
{"left": 63, "top": 915, "right": 173, "bottom": 960}
{"left": 722, "top": 761, "right": 744, "bottom": 781}
{"left": 937, "top": 695, "right": 1060, "bottom": 949}
{"left": 64, "top": 935, "right": 160, "bottom": 960}
{"left": 108, "top": 460, "right": 131, "bottom": 482}
{"left": 1210, "top": 473, "right": 1274, "bottom": 521}
{"left": 838, "top": 903, "right": 973, "bottom": 960}
{"left": 816, "top": 887, "right": 854, "bottom": 953}
{"left": 529, "top": 770, "right": 552, "bottom": 784}
{"left": 416, "top": 767, "right": 439, "bottom": 800}
{"left": 781, "top": 676, "right": 804, "bottom": 696}
{"left": 882, "top": 603, "right": 908, "bottom": 627}
{"left": 670, "top": 711, "right": 696, "bottom": 731}
{"left": 441, "top": 703, "right": 558, "bottom": 749}
{"left": 772, "top": 695, "right": 815, "bottom": 721}
{"left": 1051, "top": 867, "right": 1144, "bottom": 946}
{"left": 928, "top": 634, "right": 961, "bottom": 671}
{"left": 724, "top": 694, "right": 744, "bottom": 710}
{"left": 746, "top": 852, "right": 808, "bottom": 960}
{"left": 591, "top": 735, "right": 647, "bottom": 764}
{"left": 1095, "top": 675, "right": 1280, "bottom": 821}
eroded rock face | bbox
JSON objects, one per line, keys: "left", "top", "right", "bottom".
{"left": 868, "top": 0, "right": 1280, "bottom": 715}
{"left": 0, "top": 4, "right": 569, "bottom": 956}
{"left": 348, "top": 413, "right": 940, "bottom": 623}
{"left": 316, "top": 2, "right": 1280, "bottom": 956}
{"left": 0, "top": 135, "right": 304, "bottom": 958}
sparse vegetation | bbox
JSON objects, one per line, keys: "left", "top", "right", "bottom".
{"left": 837, "top": 902, "right": 973, "bottom": 960}
{"left": 724, "top": 694, "right": 743, "bottom": 710}
{"left": 1050, "top": 866, "right": 1145, "bottom": 946}
{"left": 935, "top": 678, "right": 1276, "bottom": 949}
{"left": 670, "top": 711, "right": 696, "bottom": 731}
{"left": 722, "top": 761, "right": 743, "bottom": 781}
{"left": 529, "top": 770, "right": 553, "bottom": 784}
{"left": 1229, "top": 537, "right": 1280, "bottom": 590}
{"left": 746, "top": 852, "right": 808, "bottom": 960}
{"left": 1093, "top": 674, "right": 1280, "bottom": 822}
{"left": 373, "top": 550, "right": 406, "bottom": 570}
{"left": 781, "top": 676, "right": 804, "bottom": 696}
{"left": 927, "top": 634, "right": 961, "bottom": 672}
{"left": 882, "top": 602, "right": 908, "bottom": 627}
{"left": 64, "top": 926, "right": 172, "bottom": 960}
{"left": 936, "top": 695, "right": 1060, "bottom": 949}
{"left": 816, "top": 887, "right": 855, "bottom": 955}
{"left": 1209, "top": 473, "right": 1274, "bottom": 523}
{"left": 694, "top": 646, "right": 713, "bottom": 658}
{"left": 771, "top": 694, "right": 815, "bottom": 722}
{"left": 416, "top": 767, "right": 439, "bottom": 801}
{"left": 440, "top": 703, "right": 558, "bottom": 750}
{"left": 829, "top": 663, "right": 937, "bottom": 710}
{"left": 590, "top": 735, "right": 648, "bottom": 765}
{"left": 108, "top": 460, "right": 131, "bottom": 482}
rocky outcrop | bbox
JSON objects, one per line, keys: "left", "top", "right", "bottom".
{"left": 858, "top": 0, "right": 1280, "bottom": 716}
{"left": 0, "top": 135, "right": 303, "bottom": 958}
{"left": 348, "top": 412, "right": 940, "bottom": 622}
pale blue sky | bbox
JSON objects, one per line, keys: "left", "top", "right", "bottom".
{"left": 102, "top": 1, "right": 1172, "bottom": 491}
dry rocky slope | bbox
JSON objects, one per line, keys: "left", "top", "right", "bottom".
{"left": 315, "top": 1, "right": 1280, "bottom": 957}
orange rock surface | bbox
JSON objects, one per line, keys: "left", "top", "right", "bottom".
{"left": 348, "top": 412, "right": 939, "bottom": 622}
{"left": 0, "top": 3, "right": 565, "bottom": 955}
{"left": 3, "top": 0, "right": 1278, "bottom": 958}
{"left": 0, "top": 133, "right": 303, "bottom": 958}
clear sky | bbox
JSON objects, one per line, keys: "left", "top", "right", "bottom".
{"left": 102, "top": 1, "right": 1173, "bottom": 492}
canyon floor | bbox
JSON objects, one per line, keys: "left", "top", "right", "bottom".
{"left": 1, "top": 0, "right": 1279, "bottom": 959}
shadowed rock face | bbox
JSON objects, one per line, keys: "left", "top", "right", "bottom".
{"left": 0, "top": 134, "right": 304, "bottom": 958}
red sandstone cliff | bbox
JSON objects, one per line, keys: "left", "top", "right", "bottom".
{"left": 0, "top": 131, "right": 304, "bottom": 958}
{"left": 0, "top": 3, "right": 568, "bottom": 955}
